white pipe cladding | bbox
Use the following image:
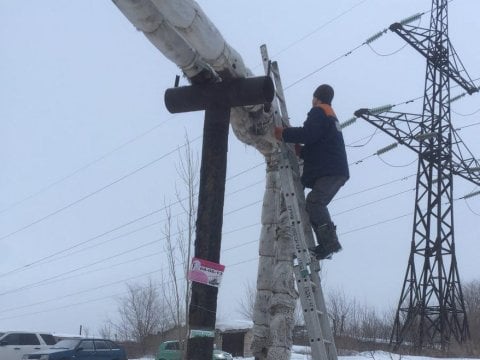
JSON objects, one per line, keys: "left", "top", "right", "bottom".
{"left": 113, "top": 0, "right": 247, "bottom": 78}
{"left": 149, "top": 0, "right": 248, "bottom": 77}
{"left": 112, "top": 0, "right": 202, "bottom": 77}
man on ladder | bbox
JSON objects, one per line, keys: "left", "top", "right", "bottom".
{"left": 274, "top": 84, "right": 349, "bottom": 260}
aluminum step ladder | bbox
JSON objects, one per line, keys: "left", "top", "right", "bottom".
{"left": 261, "top": 44, "right": 338, "bottom": 360}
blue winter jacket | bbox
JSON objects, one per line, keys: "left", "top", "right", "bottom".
{"left": 282, "top": 104, "right": 349, "bottom": 188}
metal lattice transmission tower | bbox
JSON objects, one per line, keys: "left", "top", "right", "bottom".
{"left": 355, "top": 0, "right": 479, "bottom": 350}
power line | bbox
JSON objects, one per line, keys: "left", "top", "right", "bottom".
{"left": 284, "top": 42, "right": 366, "bottom": 91}
{"left": 269, "top": 0, "right": 370, "bottom": 60}
{"left": 1, "top": 119, "right": 420, "bottom": 277}
{"left": 0, "top": 173, "right": 265, "bottom": 279}
{"left": 2, "top": 172, "right": 416, "bottom": 282}
{"left": 1, "top": 169, "right": 439, "bottom": 314}
{"left": 0, "top": 200, "right": 422, "bottom": 319}
{"left": 282, "top": 5, "right": 473, "bottom": 110}
{"left": 0, "top": 221, "right": 260, "bottom": 300}
{"left": 0, "top": 236, "right": 164, "bottom": 297}
{"left": 5, "top": 6, "right": 473, "bottom": 258}
{"left": 37, "top": 180, "right": 263, "bottom": 267}
{"left": 283, "top": 10, "right": 432, "bottom": 91}
{"left": 0, "top": 0, "right": 381, "bottom": 221}
{"left": 463, "top": 198, "right": 480, "bottom": 217}
{"left": 0, "top": 135, "right": 202, "bottom": 243}
{"left": 339, "top": 211, "right": 412, "bottom": 236}
{"left": 0, "top": 178, "right": 419, "bottom": 296}
{"left": 452, "top": 108, "right": 480, "bottom": 117}
{"left": 0, "top": 223, "right": 260, "bottom": 310}
{"left": 5, "top": 164, "right": 416, "bottom": 281}
{"left": 333, "top": 187, "right": 414, "bottom": 217}
{"left": 346, "top": 130, "right": 378, "bottom": 148}
{"left": 335, "top": 173, "right": 415, "bottom": 201}
{"left": 377, "top": 154, "right": 417, "bottom": 168}
{"left": 0, "top": 256, "right": 259, "bottom": 321}
{"left": 365, "top": 15, "right": 422, "bottom": 57}
{"left": 0, "top": 120, "right": 169, "bottom": 216}
{"left": 0, "top": 194, "right": 264, "bottom": 297}
{"left": 0, "top": 235, "right": 260, "bottom": 316}
{"left": 455, "top": 120, "right": 480, "bottom": 131}
{"left": 367, "top": 42, "right": 409, "bottom": 57}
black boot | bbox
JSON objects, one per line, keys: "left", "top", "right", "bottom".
{"left": 310, "top": 222, "right": 342, "bottom": 260}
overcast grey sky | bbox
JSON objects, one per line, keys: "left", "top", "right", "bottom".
{"left": 1, "top": 0, "right": 479, "bottom": 335}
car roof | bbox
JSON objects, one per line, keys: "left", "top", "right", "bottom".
{"left": 63, "top": 338, "right": 113, "bottom": 341}
{"left": 0, "top": 331, "right": 52, "bottom": 334}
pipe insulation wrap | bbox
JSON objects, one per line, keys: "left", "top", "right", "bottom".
{"left": 112, "top": 0, "right": 165, "bottom": 33}
{"left": 152, "top": 0, "right": 224, "bottom": 59}
{"left": 152, "top": 0, "right": 247, "bottom": 77}
{"left": 144, "top": 24, "right": 198, "bottom": 70}
{"left": 151, "top": 0, "right": 197, "bottom": 28}
{"left": 113, "top": 0, "right": 206, "bottom": 77}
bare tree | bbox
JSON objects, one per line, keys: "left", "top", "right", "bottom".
{"left": 175, "top": 134, "right": 199, "bottom": 340}
{"left": 237, "top": 280, "right": 257, "bottom": 320}
{"left": 160, "top": 133, "right": 199, "bottom": 344}
{"left": 81, "top": 327, "right": 91, "bottom": 338}
{"left": 107, "top": 135, "right": 198, "bottom": 356}
{"left": 114, "top": 279, "right": 167, "bottom": 353}
{"left": 161, "top": 205, "right": 185, "bottom": 341}
{"left": 98, "top": 322, "right": 114, "bottom": 340}
{"left": 326, "top": 289, "right": 394, "bottom": 345}
{"left": 463, "top": 279, "right": 480, "bottom": 348}
{"left": 327, "top": 288, "right": 352, "bottom": 337}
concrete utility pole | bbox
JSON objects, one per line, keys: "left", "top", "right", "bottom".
{"left": 165, "top": 76, "right": 274, "bottom": 360}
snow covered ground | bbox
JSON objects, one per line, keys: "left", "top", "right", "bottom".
{"left": 131, "top": 349, "right": 478, "bottom": 360}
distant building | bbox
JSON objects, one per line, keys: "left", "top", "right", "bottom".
{"left": 215, "top": 320, "right": 253, "bottom": 358}
{"left": 144, "top": 320, "right": 254, "bottom": 358}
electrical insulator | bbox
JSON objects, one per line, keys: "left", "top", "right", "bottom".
{"left": 399, "top": 13, "right": 423, "bottom": 26}
{"left": 464, "top": 190, "right": 480, "bottom": 199}
{"left": 376, "top": 142, "right": 398, "bottom": 155}
{"left": 340, "top": 117, "right": 357, "bottom": 128}
{"left": 449, "top": 93, "right": 466, "bottom": 103}
{"left": 366, "top": 30, "right": 388, "bottom": 44}
{"left": 369, "top": 105, "right": 393, "bottom": 114}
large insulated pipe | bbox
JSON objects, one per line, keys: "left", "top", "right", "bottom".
{"left": 150, "top": 0, "right": 248, "bottom": 77}
{"left": 112, "top": 0, "right": 208, "bottom": 78}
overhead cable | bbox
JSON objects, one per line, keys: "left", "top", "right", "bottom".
{"left": 0, "top": 120, "right": 169, "bottom": 216}
{"left": 0, "top": 135, "right": 202, "bottom": 243}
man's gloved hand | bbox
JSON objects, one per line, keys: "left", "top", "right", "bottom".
{"left": 274, "top": 126, "right": 284, "bottom": 141}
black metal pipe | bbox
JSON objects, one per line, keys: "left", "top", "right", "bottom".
{"left": 165, "top": 76, "right": 274, "bottom": 113}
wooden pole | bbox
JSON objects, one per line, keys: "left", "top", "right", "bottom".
{"left": 164, "top": 75, "right": 273, "bottom": 360}
{"left": 186, "top": 105, "right": 230, "bottom": 360}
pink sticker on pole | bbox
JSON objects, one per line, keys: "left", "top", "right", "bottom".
{"left": 188, "top": 257, "right": 225, "bottom": 287}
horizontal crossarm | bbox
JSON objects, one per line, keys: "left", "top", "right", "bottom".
{"left": 389, "top": 23, "right": 478, "bottom": 95}
{"left": 354, "top": 109, "right": 425, "bottom": 152}
{"left": 451, "top": 128, "right": 480, "bottom": 186}
{"left": 354, "top": 108, "right": 480, "bottom": 187}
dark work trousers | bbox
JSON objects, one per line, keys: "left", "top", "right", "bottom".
{"left": 305, "top": 175, "right": 348, "bottom": 229}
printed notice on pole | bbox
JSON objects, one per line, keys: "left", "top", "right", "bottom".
{"left": 188, "top": 257, "right": 225, "bottom": 287}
